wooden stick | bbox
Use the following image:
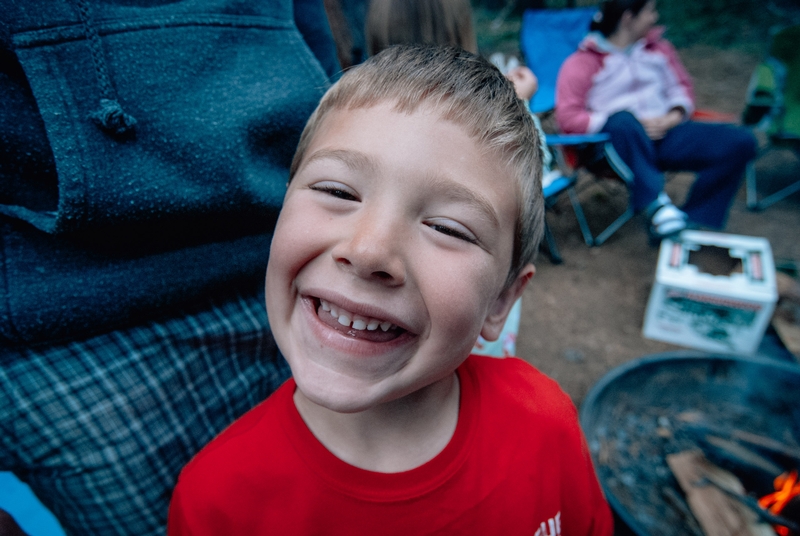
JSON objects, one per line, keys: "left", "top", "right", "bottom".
{"left": 667, "top": 450, "right": 777, "bottom": 536}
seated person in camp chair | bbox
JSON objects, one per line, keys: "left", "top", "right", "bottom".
{"left": 556, "top": 0, "right": 757, "bottom": 240}
{"left": 168, "top": 45, "right": 613, "bottom": 535}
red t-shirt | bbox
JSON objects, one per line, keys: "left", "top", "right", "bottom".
{"left": 168, "top": 355, "right": 612, "bottom": 535}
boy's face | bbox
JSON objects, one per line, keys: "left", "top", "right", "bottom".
{"left": 266, "top": 102, "right": 531, "bottom": 413}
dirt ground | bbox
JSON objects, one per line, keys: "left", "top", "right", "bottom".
{"left": 515, "top": 45, "right": 800, "bottom": 408}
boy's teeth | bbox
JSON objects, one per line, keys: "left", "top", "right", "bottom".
{"left": 319, "top": 299, "right": 396, "bottom": 332}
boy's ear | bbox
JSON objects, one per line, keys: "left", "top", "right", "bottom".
{"left": 480, "top": 263, "right": 535, "bottom": 342}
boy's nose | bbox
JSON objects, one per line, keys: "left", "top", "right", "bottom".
{"left": 331, "top": 211, "right": 407, "bottom": 285}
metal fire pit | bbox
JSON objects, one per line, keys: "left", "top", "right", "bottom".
{"left": 579, "top": 351, "right": 800, "bottom": 536}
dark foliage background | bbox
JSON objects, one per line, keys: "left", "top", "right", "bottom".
{"left": 473, "top": 0, "right": 800, "bottom": 56}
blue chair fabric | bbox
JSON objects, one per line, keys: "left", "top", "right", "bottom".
{"left": 521, "top": 7, "right": 597, "bottom": 115}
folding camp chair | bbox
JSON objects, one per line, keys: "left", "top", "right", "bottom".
{"left": 742, "top": 24, "right": 800, "bottom": 210}
{"left": 489, "top": 55, "right": 596, "bottom": 261}
{"left": 520, "top": 7, "right": 635, "bottom": 247}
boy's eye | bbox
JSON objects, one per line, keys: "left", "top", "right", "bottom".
{"left": 426, "top": 220, "right": 478, "bottom": 244}
{"left": 309, "top": 181, "right": 358, "bottom": 201}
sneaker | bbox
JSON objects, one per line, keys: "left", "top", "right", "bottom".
{"left": 649, "top": 202, "right": 687, "bottom": 239}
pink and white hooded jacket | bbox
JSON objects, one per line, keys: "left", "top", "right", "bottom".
{"left": 555, "top": 27, "right": 695, "bottom": 134}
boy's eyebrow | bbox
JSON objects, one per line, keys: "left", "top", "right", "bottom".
{"left": 302, "top": 148, "right": 501, "bottom": 229}
{"left": 300, "top": 148, "right": 378, "bottom": 176}
{"left": 425, "top": 175, "right": 501, "bottom": 229}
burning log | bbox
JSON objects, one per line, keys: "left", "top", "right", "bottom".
{"left": 676, "top": 415, "right": 800, "bottom": 481}
{"left": 703, "top": 435, "right": 785, "bottom": 478}
{"left": 731, "top": 431, "right": 800, "bottom": 467}
{"left": 667, "top": 450, "right": 777, "bottom": 536}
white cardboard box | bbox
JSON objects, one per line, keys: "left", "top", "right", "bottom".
{"left": 643, "top": 231, "right": 777, "bottom": 355}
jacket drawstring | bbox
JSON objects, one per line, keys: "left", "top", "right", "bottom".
{"left": 74, "top": 0, "right": 137, "bottom": 138}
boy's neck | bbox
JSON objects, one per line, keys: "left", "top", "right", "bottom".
{"left": 293, "top": 372, "right": 461, "bottom": 473}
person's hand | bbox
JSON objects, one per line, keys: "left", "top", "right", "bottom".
{"left": 639, "top": 109, "right": 684, "bottom": 140}
{"left": 506, "top": 66, "right": 538, "bottom": 102}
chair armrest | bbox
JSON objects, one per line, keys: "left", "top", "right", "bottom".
{"left": 544, "top": 133, "right": 611, "bottom": 145}
{"left": 542, "top": 173, "right": 575, "bottom": 198}
{"left": 692, "top": 109, "right": 738, "bottom": 123}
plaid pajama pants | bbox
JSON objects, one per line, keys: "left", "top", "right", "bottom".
{"left": 0, "top": 285, "right": 291, "bottom": 535}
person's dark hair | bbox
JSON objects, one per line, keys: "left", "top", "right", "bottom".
{"left": 589, "top": 0, "right": 649, "bottom": 37}
{"left": 365, "top": 0, "right": 477, "bottom": 56}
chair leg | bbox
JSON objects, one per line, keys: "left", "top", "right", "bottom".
{"left": 542, "top": 221, "right": 563, "bottom": 264}
{"left": 751, "top": 176, "right": 800, "bottom": 210}
{"left": 745, "top": 153, "right": 800, "bottom": 210}
{"left": 745, "top": 161, "right": 760, "bottom": 210}
{"left": 566, "top": 184, "right": 635, "bottom": 247}
{"left": 592, "top": 206, "right": 635, "bottom": 246}
{"left": 567, "top": 186, "right": 595, "bottom": 247}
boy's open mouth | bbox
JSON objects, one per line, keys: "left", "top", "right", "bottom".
{"left": 315, "top": 298, "right": 406, "bottom": 342}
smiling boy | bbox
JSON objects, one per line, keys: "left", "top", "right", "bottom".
{"left": 168, "top": 45, "right": 612, "bottom": 535}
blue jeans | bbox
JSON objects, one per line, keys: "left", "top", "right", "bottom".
{"left": 601, "top": 111, "right": 757, "bottom": 228}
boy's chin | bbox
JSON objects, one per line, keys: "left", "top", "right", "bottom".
{"left": 295, "top": 380, "right": 391, "bottom": 414}
{"left": 293, "top": 367, "right": 460, "bottom": 415}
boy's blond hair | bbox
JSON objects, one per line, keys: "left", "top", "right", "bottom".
{"left": 290, "top": 44, "right": 544, "bottom": 289}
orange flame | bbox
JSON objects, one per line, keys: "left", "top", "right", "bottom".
{"left": 759, "top": 470, "right": 800, "bottom": 536}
